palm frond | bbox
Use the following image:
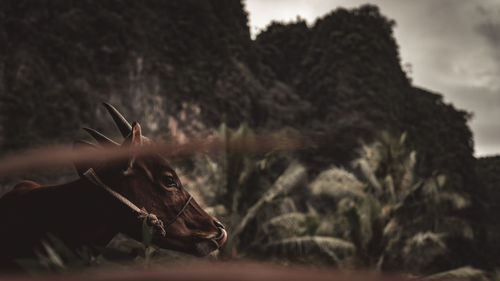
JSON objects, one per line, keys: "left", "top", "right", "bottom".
{"left": 315, "top": 211, "right": 357, "bottom": 241}
{"left": 383, "top": 218, "right": 401, "bottom": 239}
{"left": 436, "top": 217, "right": 474, "bottom": 240}
{"left": 263, "top": 212, "right": 308, "bottom": 239}
{"left": 356, "top": 194, "right": 382, "bottom": 249}
{"left": 399, "top": 151, "right": 416, "bottom": 193}
{"left": 230, "top": 162, "right": 306, "bottom": 240}
{"left": 309, "top": 167, "right": 366, "bottom": 199}
{"left": 383, "top": 175, "right": 396, "bottom": 202}
{"left": 276, "top": 197, "right": 297, "bottom": 214}
{"left": 423, "top": 266, "right": 486, "bottom": 281}
{"left": 354, "top": 158, "right": 382, "bottom": 194}
{"left": 422, "top": 174, "right": 447, "bottom": 198}
{"left": 264, "top": 236, "right": 355, "bottom": 265}
{"left": 438, "top": 192, "right": 471, "bottom": 210}
{"left": 402, "top": 232, "right": 447, "bottom": 272}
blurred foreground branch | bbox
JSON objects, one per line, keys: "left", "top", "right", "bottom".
{"left": 0, "top": 135, "right": 308, "bottom": 176}
{"left": 0, "top": 261, "right": 407, "bottom": 281}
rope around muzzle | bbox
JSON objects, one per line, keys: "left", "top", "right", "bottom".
{"left": 83, "top": 168, "right": 167, "bottom": 237}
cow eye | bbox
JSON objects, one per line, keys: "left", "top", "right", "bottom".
{"left": 161, "top": 175, "right": 177, "bottom": 188}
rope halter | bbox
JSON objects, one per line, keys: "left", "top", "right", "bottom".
{"left": 83, "top": 168, "right": 192, "bottom": 237}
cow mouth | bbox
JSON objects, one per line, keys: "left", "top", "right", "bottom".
{"left": 195, "top": 228, "right": 227, "bottom": 256}
{"left": 151, "top": 220, "right": 227, "bottom": 257}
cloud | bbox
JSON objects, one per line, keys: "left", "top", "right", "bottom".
{"left": 244, "top": 0, "right": 316, "bottom": 37}
{"left": 474, "top": 5, "right": 500, "bottom": 91}
{"left": 476, "top": 5, "right": 500, "bottom": 47}
{"left": 477, "top": 21, "right": 500, "bottom": 47}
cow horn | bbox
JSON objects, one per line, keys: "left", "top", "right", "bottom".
{"left": 103, "top": 102, "right": 132, "bottom": 137}
{"left": 83, "top": 127, "right": 120, "bottom": 146}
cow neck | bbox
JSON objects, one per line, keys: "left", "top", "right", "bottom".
{"left": 83, "top": 168, "right": 167, "bottom": 237}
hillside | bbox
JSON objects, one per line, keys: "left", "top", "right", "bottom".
{"left": 0, "top": 0, "right": 252, "bottom": 148}
{"left": 0, "top": 3, "right": 474, "bottom": 176}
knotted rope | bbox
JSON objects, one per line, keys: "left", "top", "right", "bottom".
{"left": 138, "top": 207, "right": 166, "bottom": 237}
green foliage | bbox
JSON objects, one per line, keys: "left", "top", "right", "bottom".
{"left": 262, "top": 212, "right": 308, "bottom": 239}
{"left": 141, "top": 218, "right": 153, "bottom": 248}
{"left": 475, "top": 156, "right": 500, "bottom": 269}
{"left": 15, "top": 234, "right": 101, "bottom": 273}
{"left": 183, "top": 126, "right": 479, "bottom": 273}
{"left": 14, "top": 220, "right": 172, "bottom": 273}
{"left": 199, "top": 130, "right": 479, "bottom": 273}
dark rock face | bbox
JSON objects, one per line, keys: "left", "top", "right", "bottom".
{"left": 0, "top": 0, "right": 252, "bottom": 148}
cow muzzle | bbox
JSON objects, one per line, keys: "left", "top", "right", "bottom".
{"left": 195, "top": 221, "right": 227, "bottom": 256}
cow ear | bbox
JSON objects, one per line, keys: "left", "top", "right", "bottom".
{"left": 131, "top": 122, "right": 143, "bottom": 146}
{"left": 123, "top": 122, "right": 142, "bottom": 175}
{"left": 73, "top": 140, "right": 98, "bottom": 177}
{"left": 123, "top": 122, "right": 143, "bottom": 147}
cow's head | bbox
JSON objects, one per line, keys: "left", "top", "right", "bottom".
{"left": 75, "top": 103, "right": 226, "bottom": 256}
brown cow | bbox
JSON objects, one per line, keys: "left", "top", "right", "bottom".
{"left": 0, "top": 103, "right": 226, "bottom": 269}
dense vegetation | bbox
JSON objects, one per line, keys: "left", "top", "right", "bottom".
{"left": 1, "top": 1, "right": 499, "bottom": 279}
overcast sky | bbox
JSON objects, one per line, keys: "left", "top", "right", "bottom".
{"left": 245, "top": 0, "right": 500, "bottom": 157}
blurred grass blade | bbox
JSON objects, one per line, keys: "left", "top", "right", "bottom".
{"left": 142, "top": 218, "right": 153, "bottom": 247}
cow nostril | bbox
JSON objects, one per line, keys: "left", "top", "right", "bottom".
{"left": 213, "top": 220, "right": 225, "bottom": 229}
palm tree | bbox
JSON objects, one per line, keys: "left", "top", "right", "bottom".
{"left": 189, "top": 128, "right": 476, "bottom": 274}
